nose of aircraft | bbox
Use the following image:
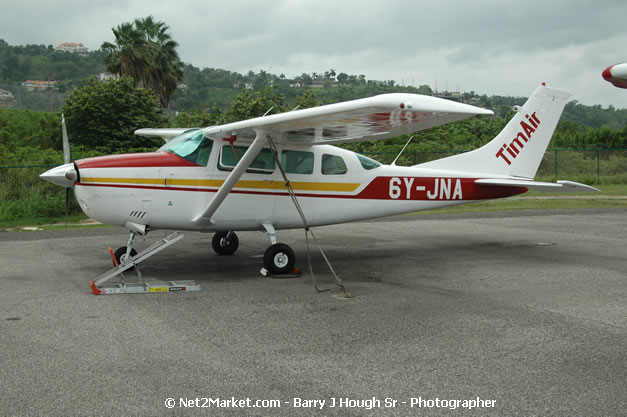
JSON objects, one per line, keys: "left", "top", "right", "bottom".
{"left": 40, "top": 162, "right": 77, "bottom": 188}
{"left": 602, "top": 65, "right": 613, "bottom": 81}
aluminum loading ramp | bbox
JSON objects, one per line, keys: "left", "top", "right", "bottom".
{"left": 89, "top": 231, "right": 201, "bottom": 295}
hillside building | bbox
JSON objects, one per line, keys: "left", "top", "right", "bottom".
{"left": 99, "top": 72, "right": 119, "bottom": 81}
{"left": 0, "top": 88, "right": 14, "bottom": 99}
{"left": 21, "top": 80, "right": 58, "bottom": 91}
{"left": 55, "top": 42, "right": 89, "bottom": 55}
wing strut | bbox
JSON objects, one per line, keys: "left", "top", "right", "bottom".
{"left": 192, "top": 130, "right": 267, "bottom": 223}
{"left": 265, "top": 134, "right": 352, "bottom": 298}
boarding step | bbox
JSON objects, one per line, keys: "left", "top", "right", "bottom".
{"left": 90, "top": 280, "right": 200, "bottom": 295}
{"left": 89, "top": 231, "right": 199, "bottom": 295}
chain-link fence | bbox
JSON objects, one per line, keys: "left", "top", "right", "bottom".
{"left": 1, "top": 149, "right": 626, "bottom": 222}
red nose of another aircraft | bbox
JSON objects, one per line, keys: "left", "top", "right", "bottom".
{"left": 602, "top": 63, "right": 627, "bottom": 89}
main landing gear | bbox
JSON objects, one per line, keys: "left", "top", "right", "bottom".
{"left": 210, "top": 225, "right": 298, "bottom": 276}
{"left": 263, "top": 243, "right": 295, "bottom": 275}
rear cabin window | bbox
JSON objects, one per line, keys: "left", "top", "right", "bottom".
{"left": 219, "top": 145, "right": 275, "bottom": 173}
{"left": 281, "top": 150, "right": 314, "bottom": 174}
{"left": 356, "top": 153, "right": 381, "bottom": 170}
{"left": 321, "top": 154, "right": 348, "bottom": 175}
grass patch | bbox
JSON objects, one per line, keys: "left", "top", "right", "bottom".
{"left": 37, "top": 222, "right": 109, "bottom": 231}
{"left": 0, "top": 213, "right": 90, "bottom": 230}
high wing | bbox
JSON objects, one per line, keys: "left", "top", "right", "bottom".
{"left": 191, "top": 93, "right": 492, "bottom": 224}
{"left": 203, "top": 93, "right": 493, "bottom": 145}
{"left": 135, "top": 128, "right": 199, "bottom": 142}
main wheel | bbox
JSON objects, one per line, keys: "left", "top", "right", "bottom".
{"left": 212, "top": 231, "right": 239, "bottom": 255}
{"left": 113, "top": 246, "right": 137, "bottom": 266}
{"left": 263, "top": 243, "right": 295, "bottom": 275}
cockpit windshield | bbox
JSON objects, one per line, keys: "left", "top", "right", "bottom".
{"left": 159, "top": 129, "right": 213, "bottom": 166}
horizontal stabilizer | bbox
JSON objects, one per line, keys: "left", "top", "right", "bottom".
{"left": 475, "top": 178, "right": 600, "bottom": 192}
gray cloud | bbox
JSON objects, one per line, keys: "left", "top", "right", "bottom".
{"left": 1, "top": 0, "right": 626, "bottom": 107}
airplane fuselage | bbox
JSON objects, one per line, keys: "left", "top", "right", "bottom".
{"left": 73, "top": 142, "right": 525, "bottom": 233}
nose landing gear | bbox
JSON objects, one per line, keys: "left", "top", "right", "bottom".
{"left": 211, "top": 231, "right": 239, "bottom": 256}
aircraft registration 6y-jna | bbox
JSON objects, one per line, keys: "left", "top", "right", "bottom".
{"left": 41, "top": 84, "right": 598, "bottom": 293}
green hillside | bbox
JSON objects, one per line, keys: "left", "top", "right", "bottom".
{"left": 1, "top": 39, "right": 626, "bottom": 129}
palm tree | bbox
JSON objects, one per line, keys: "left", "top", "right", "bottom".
{"left": 102, "top": 16, "right": 184, "bottom": 108}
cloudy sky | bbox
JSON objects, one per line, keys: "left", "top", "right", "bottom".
{"left": 2, "top": 0, "right": 627, "bottom": 108}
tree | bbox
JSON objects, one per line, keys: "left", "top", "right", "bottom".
{"left": 101, "top": 16, "right": 184, "bottom": 108}
{"left": 220, "top": 85, "right": 286, "bottom": 123}
{"left": 297, "top": 73, "right": 312, "bottom": 86}
{"left": 170, "top": 107, "right": 221, "bottom": 128}
{"left": 62, "top": 76, "right": 164, "bottom": 151}
{"left": 292, "top": 91, "right": 322, "bottom": 110}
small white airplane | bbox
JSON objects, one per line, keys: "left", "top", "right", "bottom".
{"left": 41, "top": 84, "right": 597, "bottom": 289}
{"left": 602, "top": 63, "right": 627, "bottom": 89}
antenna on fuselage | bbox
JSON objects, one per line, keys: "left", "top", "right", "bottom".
{"left": 262, "top": 107, "right": 274, "bottom": 117}
{"left": 391, "top": 136, "right": 414, "bottom": 166}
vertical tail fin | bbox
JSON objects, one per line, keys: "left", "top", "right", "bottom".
{"left": 417, "top": 85, "right": 571, "bottom": 178}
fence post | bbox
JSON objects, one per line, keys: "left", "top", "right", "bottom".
{"left": 597, "top": 148, "right": 601, "bottom": 181}
{"left": 554, "top": 149, "right": 558, "bottom": 178}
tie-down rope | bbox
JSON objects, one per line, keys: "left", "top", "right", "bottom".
{"left": 265, "top": 134, "right": 351, "bottom": 297}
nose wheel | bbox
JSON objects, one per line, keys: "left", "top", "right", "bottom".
{"left": 113, "top": 247, "right": 138, "bottom": 265}
{"left": 212, "top": 231, "right": 239, "bottom": 255}
{"left": 263, "top": 243, "right": 295, "bottom": 275}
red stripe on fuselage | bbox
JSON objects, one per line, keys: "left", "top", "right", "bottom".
{"left": 76, "top": 176, "right": 527, "bottom": 201}
{"left": 75, "top": 152, "right": 199, "bottom": 168}
{"left": 356, "top": 177, "right": 526, "bottom": 200}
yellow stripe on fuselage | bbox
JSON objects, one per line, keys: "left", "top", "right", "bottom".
{"left": 82, "top": 177, "right": 166, "bottom": 185}
{"left": 81, "top": 177, "right": 360, "bottom": 193}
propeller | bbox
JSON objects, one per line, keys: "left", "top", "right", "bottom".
{"left": 62, "top": 114, "right": 71, "bottom": 225}
{"left": 40, "top": 115, "right": 78, "bottom": 226}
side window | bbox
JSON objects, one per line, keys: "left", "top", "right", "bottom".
{"left": 281, "top": 150, "right": 314, "bottom": 174}
{"left": 321, "top": 154, "right": 348, "bottom": 175}
{"left": 356, "top": 153, "right": 381, "bottom": 170}
{"left": 219, "top": 145, "right": 275, "bottom": 173}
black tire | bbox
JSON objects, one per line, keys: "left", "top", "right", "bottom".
{"left": 263, "top": 243, "right": 295, "bottom": 275}
{"left": 113, "top": 246, "right": 137, "bottom": 266}
{"left": 212, "top": 231, "right": 239, "bottom": 255}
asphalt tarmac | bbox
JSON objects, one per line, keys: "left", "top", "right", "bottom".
{"left": 1, "top": 208, "right": 625, "bottom": 416}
